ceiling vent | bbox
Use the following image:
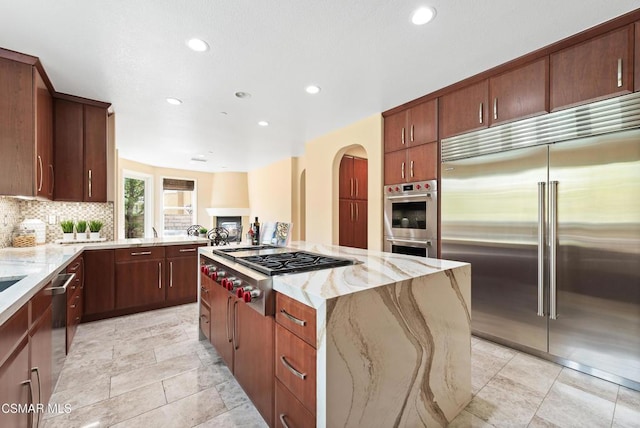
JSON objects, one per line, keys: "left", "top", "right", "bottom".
{"left": 190, "top": 157, "right": 208, "bottom": 163}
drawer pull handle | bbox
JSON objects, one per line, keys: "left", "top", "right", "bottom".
{"left": 280, "top": 355, "right": 306, "bottom": 380}
{"left": 279, "top": 414, "right": 291, "bottom": 428}
{"left": 280, "top": 309, "right": 306, "bottom": 326}
{"left": 70, "top": 304, "right": 76, "bottom": 309}
{"left": 131, "top": 251, "right": 152, "bottom": 256}
{"left": 179, "top": 248, "right": 197, "bottom": 252}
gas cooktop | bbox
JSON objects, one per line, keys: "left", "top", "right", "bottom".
{"left": 235, "top": 251, "right": 356, "bottom": 276}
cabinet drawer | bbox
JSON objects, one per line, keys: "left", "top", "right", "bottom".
{"left": 276, "top": 293, "right": 316, "bottom": 347}
{"left": 275, "top": 324, "right": 316, "bottom": 413}
{"left": 67, "top": 289, "right": 83, "bottom": 323}
{"left": 165, "top": 243, "right": 204, "bottom": 258}
{"left": 200, "top": 273, "right": 213, "bottom": 305}
{"left": 0, "top": 304, "right": 28, "bottom": 366}
{"left": 65, "top": 256, "right": 83, "bottom": 274}
{"left": 275, "top": 378, "right": 315, "bottom": 427}
{"left": 199, "top": 300, "right": 211, "bottom": 341}
{"left": 115, "top": 246, "right": 164, "bottom": 262}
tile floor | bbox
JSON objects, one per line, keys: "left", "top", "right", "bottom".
{"left": 41, "top": 304, "right": 639, "bottom": 428}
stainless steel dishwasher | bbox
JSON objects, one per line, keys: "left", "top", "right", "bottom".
{"left": 49, "top": 272, "right": 75, "bottom": 390}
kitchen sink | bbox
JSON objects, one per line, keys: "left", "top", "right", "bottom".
{"left": 0, "top": 276, "right": 27, "bottom": 292}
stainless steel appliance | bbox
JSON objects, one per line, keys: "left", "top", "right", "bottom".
{"left": 201, "top": 246, "right": 357, "bottom": 315}
{"left": 441, "top": 92, "right": 640, "bottom": 389}
{"left": 49, "top": 272, "right": 75, "bottom": 390}
{"left": 383, "top": 180, "right": 437, "bottom": 258}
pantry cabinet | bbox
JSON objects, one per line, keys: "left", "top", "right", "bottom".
{"left": 550, "top": 25, "right": 634, "bottom": 111}
{"left": 339, "top": 156, "right": 367, "bottom": 200}
{"left": 0, "top": 55, "right": 53, "bottom": 199}
{"left": 339, "top": 156, "right": 368, "bottom": 249}
{"left": 54, "top": 98, "right": 109, "bottom": 202}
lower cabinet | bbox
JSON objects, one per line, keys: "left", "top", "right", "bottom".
{"left": 65, "top": 255, "right": 84, "bottom": 352}
{"left": 204, "top": 272, "right": 274, "bottom": 427}
{"left": 0, "top": 281, "right": 53, "bottom": 428}
{"left": 115, "top": 247, "right": 166, "bottom": 309}
{"left": 166, "top": 245, "right": 201, "bottom": 302}
{"left": 84, "top": 249, "right": 115, "bottom": 318}
{"left": 274, "top": 293, "right": 317, "bottom": 426}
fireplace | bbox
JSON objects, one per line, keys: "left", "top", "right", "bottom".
{"left": 216, "top": 216, "right": 242, "bottom": 243}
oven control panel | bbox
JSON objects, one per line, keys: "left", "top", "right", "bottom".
{"left": 385, "top": 180, "right": 437, "bottom": 195}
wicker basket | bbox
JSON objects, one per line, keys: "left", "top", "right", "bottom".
{"left": 13, "top": 235, "right": 36, "bottom": 247}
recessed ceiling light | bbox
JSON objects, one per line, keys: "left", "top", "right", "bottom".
{"left": 411, "top": 6, "right": 436, "bottom": 25}
{"left": 235, "top": 91, "right": 251, "bottom": 99}
{"left": 258, "top": 121, "right": 269, "bottom": 127}
{"left": 166, "top": 97, "right": 182, "bottom": 105}
{"left": 186, "top": 38, "right": 209, "bottom": 52}
{"left": 305, "top": 85, "right": 321, "bottom": 94}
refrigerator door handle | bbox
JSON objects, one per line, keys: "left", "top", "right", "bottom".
{"left": 549, "top": 180, "right": 559, "bottom": 319}
{"left": 537, "top": 182, "right": 546, "bottom": 317}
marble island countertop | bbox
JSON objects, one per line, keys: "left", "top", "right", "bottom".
{"left": 0, "top": 236, "right": 209, "bottom": 325}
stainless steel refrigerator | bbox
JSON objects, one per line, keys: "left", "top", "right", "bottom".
{"left": 441, "top": 93, "right": 640, "bottom": 388}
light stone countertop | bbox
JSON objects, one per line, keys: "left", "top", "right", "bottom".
{"left": 0, "top": 236, "right": 209, "bottom": 325}
{"left": 274, "top": 241, "right": 468, "bottom": 308}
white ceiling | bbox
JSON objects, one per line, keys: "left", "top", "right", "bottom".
{"left": 1, "top": 1, "right": 638, "bottom": 172}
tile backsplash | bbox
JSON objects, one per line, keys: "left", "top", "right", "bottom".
{"left": 0, "top": 197, "right": 21, "bottom": 248}
{"left": 18, "top": 200, "right": 114, "bottom": 244}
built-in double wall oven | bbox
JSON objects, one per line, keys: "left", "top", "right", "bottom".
{"left": 383, "top": 180, "right": 438, "bottom": 258}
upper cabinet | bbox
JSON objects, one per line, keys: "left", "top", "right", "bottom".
{"left": 384, "top": 99, "right": 437, "bottom": 153}
{"left": 489, "top": 57, "right": 549, "bottom": 126}
{"left": 635, "top": 21, "right": 640, "bottom": 93}
{"left": 439, "top": 80, "right": 488, "bottom": 139}
{"left": 550, "top": 25, "right": 634, "bottom": 111}
{"left": 0, "top": 55, "right": 53, "bottom": 199}
{"left": 54, "top": 98, "right": 108, "bottom": 202}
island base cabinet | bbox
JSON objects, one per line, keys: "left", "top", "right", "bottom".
{"left": 275, "top": 323, "right": 316, "bottom": 414}
{"left": 208, "top": 278, "right": 234, "bottom": 371}
{"left": 275, "top": 379, "right": 315, "bottom": 428}
{"left": 234, "top": 300, "right": 275, "bottom": 428}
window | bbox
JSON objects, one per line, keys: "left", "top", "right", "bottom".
{"left": 122, "top": 171, "right": 153, "bottom": 239}
{"left": 162, "top": 178, "right": 196, "bottom": 236}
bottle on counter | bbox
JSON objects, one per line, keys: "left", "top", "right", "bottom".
{"left": 252, "top": 217, "right": 260, "bottom": 245}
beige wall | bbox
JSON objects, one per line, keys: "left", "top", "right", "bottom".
{"left": 247, "top": 157, "right": 300, "bottom": 240}
{"left": 305, "top": 113, "right": 383, "bottom": 249}
{"left": 118, "top": 158, "right": 216, "bottom": 238}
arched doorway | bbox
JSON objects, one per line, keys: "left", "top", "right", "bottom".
{"left": 338, "top": 151, "right": 368, "bottom": 249}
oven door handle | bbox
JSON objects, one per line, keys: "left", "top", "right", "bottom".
{"left": 386, "top": 238, "right": 432, "bottom": 247}
{"left": 386, "top": 193, "right": 431, "bottom": 200}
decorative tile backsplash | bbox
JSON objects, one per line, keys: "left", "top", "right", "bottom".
{"left": 18, "top": 200, "right": 114, "bottom": 243}
{"left": 0, "top": 197, "right": 21, "bottom": 248}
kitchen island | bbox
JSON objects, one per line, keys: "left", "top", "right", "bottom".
{"left": 199, "top": 242, "right": 471, "bottom": 428}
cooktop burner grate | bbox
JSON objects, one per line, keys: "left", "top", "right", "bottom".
{"left": 236, "top": 251, "right": 355, "bottom": 275}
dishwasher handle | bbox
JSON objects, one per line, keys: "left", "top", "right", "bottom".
{"left": 47, "top": 273, "right": 76, "bottom": 295}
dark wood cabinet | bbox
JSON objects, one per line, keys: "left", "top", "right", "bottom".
{"left": 234, "top": 299, "right": 275, "bottom": 427}
{"left": 0, "top": 338, "right": 30, "bottom": 428}
{"left": 83, "top": 249, "right": 115, "bottom": 318}
{"left": 550, "top": 25, "right": 634, "bottom": 111}
{"left": 489, "top": 57, "right": 549, "bottom": 125}
{"left": 204, "top": 271, "right": 274, "bottom": 427}
{"left": 635, "top": 21, "right": 640, "bottom": 93}
{"left": 30, "top": 306, "right": 53, "bottom": 415}
{"left": 339, "top": 156, "right": 367, "bottom": 200}
{"left": 208, "top": 276, "right": 234, "bottom": 370}
{"left": 339, "top": 155, "right": 368, "bottom": 249}
{"left": 439, "top": 80, "right": 489, "bottom": 139}
{"left": 36, "top": 70, "right": 54, "bottom": 199}
{"left": 384, "top": 99, "right": 437, "bottom": 153}
{"left": 0, "top": 56, "right": 53, "bottom": 199}
{"left": 166, "top": 244, "right": 205, "bottom": 303}
{"left": 54, "top": 98, "right": 108, "bottom": 202}
{"left": 384, "top": 143, "right": 437, "bottom": 184}
{"left": 275, "top": 379, "right": 315, "bottom": 428}
{"left": 115, "top": 247, "right": 165, "bottom": 309}
{"left": 66, "top": 256, "right": 84, "bottom": 352}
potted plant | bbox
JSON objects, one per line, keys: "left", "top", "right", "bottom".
{"left": 89, "top": 220, "right": 103, "bottom": 240}
{"left": 198, "top": 227, "right": 208, "bottom": 238}
{"left": 60, "top": 220, "right": 75, "bottom": 241}
{"left": 76, "top": 220, "right": 87, "bottom": 240}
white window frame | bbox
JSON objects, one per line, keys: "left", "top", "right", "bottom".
{"left": 160, "top": 176, "right": 197, "bottom": 236}
{"left": 121, "top": 170, "right": 154, "bottom": 239}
